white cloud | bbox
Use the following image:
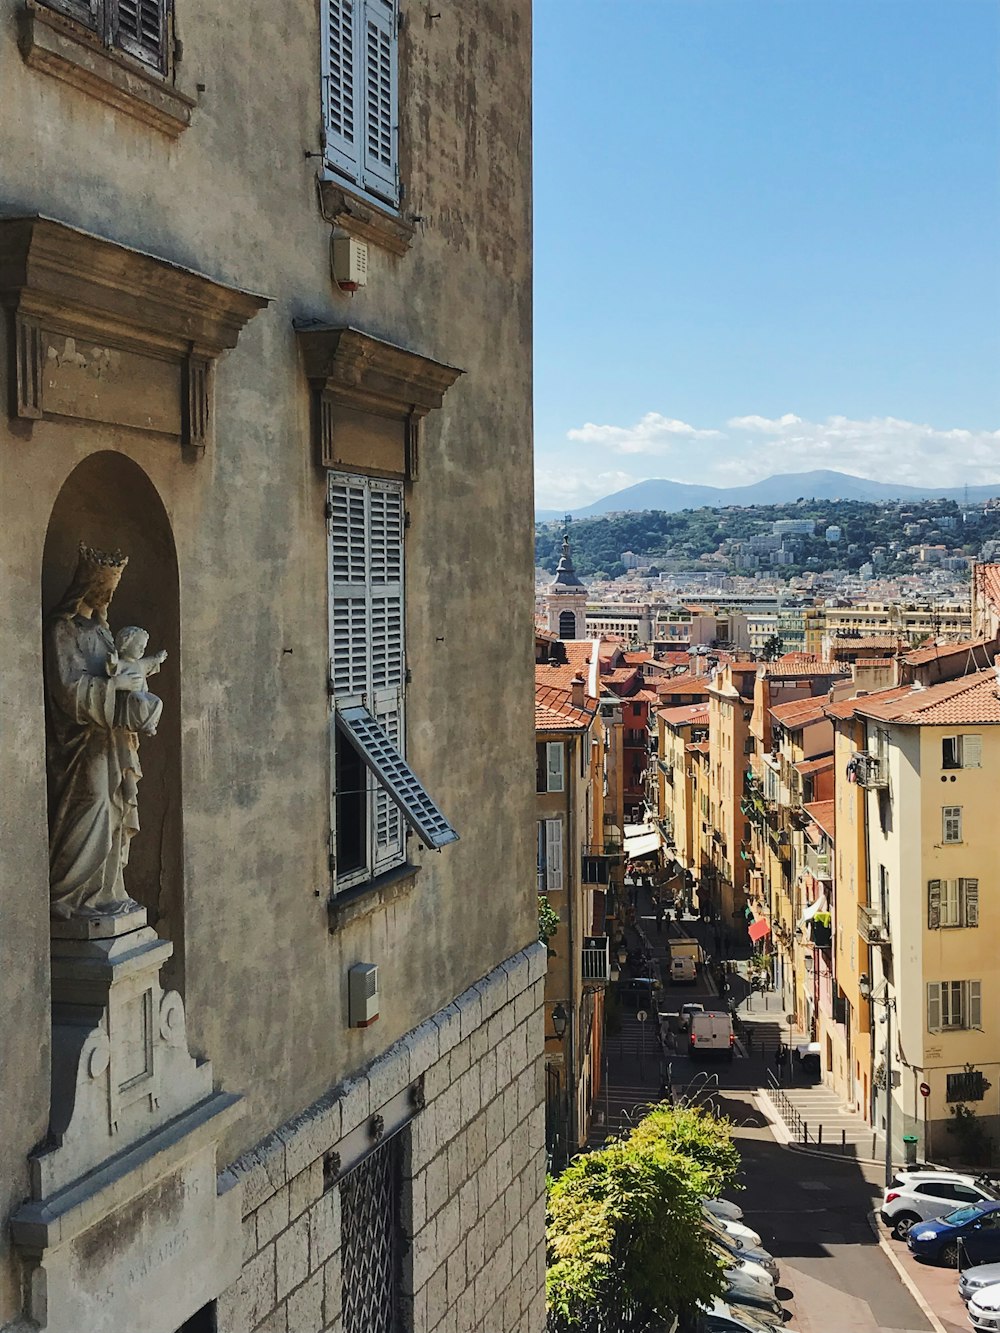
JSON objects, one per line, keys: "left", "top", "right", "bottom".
{"left": 566, "top": 411, "right": 722, "bottom": 455}
{"left": 535, "top": 467, "right": 639, "bottom": 511}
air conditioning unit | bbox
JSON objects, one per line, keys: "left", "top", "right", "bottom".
{"left": 348, "top": 962, "right": 380, "bottom": 1027}
{"left": 331, "top": 234, "right": 369, "bottom": 292}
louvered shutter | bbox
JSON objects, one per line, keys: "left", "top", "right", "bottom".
{"left": 113, "top": 0, "right": 167, "bottom": 71}
{"left": 537, "top": 823, "right": 546, "bottom": 894}
{"left": 964, "top": 878, "right": 980, "bottom": 927}
{"left": 927, "top": 982, "right": 941, "bottom": 1033}
{"left": 360, "top": 0, "right": 399, "bottom": 201}
{"left": 969, "top": 980, "right": 982, "bottom": 1028}
{"left": 328, "top": 477, "right": 368, "bottom": 701}
{"left": 546, "top": 742, "right": 565, "bottom": 793}
{"left": 546, "top": 819, "right": 563, "bottom": 891}
{"left": 927, "top": 880, "right": 941, "bottom": 930}
{"left": 373, "top": 706, "right": 403, "bottom": 868}
{"left": 962, "top": 734, "right": 983, "bottom": 769}
{"left": 322, "top": 0, "right": 359, "bottom": 176}
{"left": 45, "top": 0, "right": 100, "bottom": 30}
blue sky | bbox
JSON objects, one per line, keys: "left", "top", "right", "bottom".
{"left": 533, "top": 0, "right": 1000, "bottom": 510}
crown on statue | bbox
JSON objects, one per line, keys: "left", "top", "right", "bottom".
{"left": 75, "top": 543, "right": 128, "bottom": 596}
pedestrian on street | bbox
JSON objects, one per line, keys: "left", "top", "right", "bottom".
{"left": 775, "top": 1042, "right": 787, "bottom": 1075}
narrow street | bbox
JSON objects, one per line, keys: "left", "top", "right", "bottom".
{"left": 599, "top": 893, "right": 940, "bottom": 1333}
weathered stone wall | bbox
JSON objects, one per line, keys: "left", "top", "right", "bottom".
{"left": 223, "top": 945, "right": 547, "bottom": 1333}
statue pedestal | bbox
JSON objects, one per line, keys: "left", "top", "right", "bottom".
{"left": 12, "top": 908, "right": 243, "bottom": 1333}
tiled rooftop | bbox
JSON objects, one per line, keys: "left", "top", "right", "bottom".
{"left": 659, "top": 702, "right": 710, "bottom": 728}
{"left": 804, "top": 800, "right": 835, "bottom": 841}
{"left": 770, "top": 695, "right": 832, "bottom": 728}
{"left": 855, "top": 667, "right": 1000, "bottom": 725}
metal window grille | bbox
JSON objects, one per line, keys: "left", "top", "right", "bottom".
{"left": 341, "top": 1136, "right": 400, "bottom": 1333}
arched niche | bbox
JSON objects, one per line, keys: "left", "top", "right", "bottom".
{"left": 42, "top": 451, "right": 184, "bottom": 987}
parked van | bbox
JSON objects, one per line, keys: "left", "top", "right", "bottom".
{"left": 669, "top": 955, "right": 697, "bottom": 984}
{"left": 689, "top": 1011, "right": 735, "bottom": 1060}
{"left": 669, "top": 937, "right": 704, "bottom": 965}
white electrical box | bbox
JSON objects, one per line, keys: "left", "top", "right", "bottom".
{"left": 348, "top": 962, "right": 380, "bottom": 1027}
{"left": 331, "top": 235, "right": 369, "bottom": 290}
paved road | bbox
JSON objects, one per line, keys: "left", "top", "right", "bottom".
{"left": 601, "top": 903, "right": 936, "bottom": 1333}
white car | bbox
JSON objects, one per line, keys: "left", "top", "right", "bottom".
{"left": 968, "top": 1284, "right": 1000, "bottom": 1331}
{"left": 704, "top": 1196, "right": 745, "bottom": 1222}
{"left": 704, "top": 1210, "right": 764, "bottom": 1249}
{"left": 697, "top": 1298, "right": 798, "bottom": 1333}
{"left": 707, "top": 1240, "right": 775, "bottom": 1291}
{"left": 880, "top": 1170, "right": 998, "bottom": 1240}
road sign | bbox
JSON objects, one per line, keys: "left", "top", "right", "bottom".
{"left": 786, "top": 1014, "right": 796, "bottom": 1026}
{"left": 920, "top": 1082, "right": 931, "bottom": 1098}
{"left": 636, "top": 1009, "right": 648, "bottom": 1023}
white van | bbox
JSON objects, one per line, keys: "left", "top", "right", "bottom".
{"left": 669, "top": 955, "right": 697, "bottom": 984}
{"left": 689, "top": 1011, "right": 735, "bottom": 1060}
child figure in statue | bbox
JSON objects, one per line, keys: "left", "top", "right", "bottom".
{"left": 112, "top": 627, "right": 167, "bottom": 736}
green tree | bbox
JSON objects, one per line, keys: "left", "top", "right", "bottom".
{"left": 761, "top": 634, "right": 784, "bottom": 661}
{"left": 538, "top": 895, "right": 560, "bottom": 953}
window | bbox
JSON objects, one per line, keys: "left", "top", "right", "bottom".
{"left": 536, "top": 742, "right": 565, "bottom": 794}
{"left": 928, "top": 879, "right": 979, "bottom": 929}
{"left": 329, "top": 474, "right": 456, "bottom": 890}
{"left": 340, "top": 1135, "right": 400, "bottom": 1333}
{"left": 942, "top": 806, "right": 963, "bottom": 844}
{"left": 537, "top": 819, "right": 563, "bottom": 892}
{"left": 41, "top": 0, "right": 172, "bottom": 73}
{"left": 322, "top": 0, "right": 399, "bottom": 206}
{"left": 943, "top": 734, "right": 983, "bottom": 770}
{"left": 947, "top": 1069, "right": 988, "bottom": 1102}
{"left": 927, "top": 980, "right": 982, "bottom": 1032}
{"left": 558, "top": 609, "right": 577, "bottom": 639}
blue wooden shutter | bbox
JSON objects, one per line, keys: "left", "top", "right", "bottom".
{"left": 322, "top": 0, "right": 360, "bottom": 178}
{"left": 360, "top": 0, "right": 399, "bottom": 202}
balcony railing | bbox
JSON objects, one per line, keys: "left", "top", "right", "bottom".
{"left": 582, "top": 935, "right": 611, "bottom": 983}
{"left": 858, "top": 902, "right": 890, "bottom": 944}
{"left": 851, "top": 752, "right": 888, "bottom": 790}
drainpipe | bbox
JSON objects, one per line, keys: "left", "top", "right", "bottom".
{"left": 565, "top": 731, "right": 578, "bottom": 1161}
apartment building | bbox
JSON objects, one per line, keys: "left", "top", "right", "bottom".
{"left": 706, "top": 664, "right": 757, "bottom": 929}
{"left": 0, "top": 3, "right": 541, "bottom": 1331}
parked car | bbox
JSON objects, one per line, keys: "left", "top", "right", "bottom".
{"left": 703, "top": 1196, "right": 745, "bottom": 1222}
{"left": 617, "top": 975, "right": 661, "bottom": 1013}
{"left": 703, "top": 1210, "right": 763, "bottom": 1248}
{"left": 724, "top": 1281, "right": 785, "bottom": 1327}
{"left": 968, "top": 1283, "right": 1000, "bottom": 1332}
{"left": 881, "top": 1171, "right": 1000, "bottom": 1240}
{"left": 906, "top": 1202, "right": 1000, "bottom": 1267}
{"left": 692, "top": 1298, "right": 796, "bottom": 1333}
{"left": 680, "top": 1001, "right": 706, "bottom": 1031}
{"left": 709, "top": 1229, "right": 779, "bottom": 1281}
{"left": 707, "top": 1240, "right": 775, "bottom": 1291}
{"left": 690, "top": 1011, "right": 736, "bottom": 1061}
{"left": 960, "top": 1261, "right": 1000, "bottom": 1304}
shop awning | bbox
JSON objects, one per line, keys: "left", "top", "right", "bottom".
{"left": 748, "top": 919, "right": 771, "bottom": 943}
{"left": 624, "top": 822, "right": 655, "bottom": 839}
{"left": 624, "top": 832, "right": 660, "bottom": 858}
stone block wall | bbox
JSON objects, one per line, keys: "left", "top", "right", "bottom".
{"left": 219, "top": 943, "right": 548, "bottom": 1333}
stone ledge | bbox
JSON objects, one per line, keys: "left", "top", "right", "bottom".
{"left": 326, "top": 861, "right": 419, "bottom": 931}
{"left": 19, "top": 1, "right": 197, "bottom": 138}
{"left": 317, "top": 178, "right": 417, "bottom": 258}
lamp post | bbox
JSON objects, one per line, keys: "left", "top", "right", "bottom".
{"left": 859, "top": 973, "right": 895, "bottom": 1187}
{"left": 551, "top": 1003, "right": 571, "bottom": 1166}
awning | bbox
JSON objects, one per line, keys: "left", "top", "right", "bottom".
{"left": 624, "top": 822, "right": 655, "bottom": 839}
{"left": 624, "top": 832, "right": 660, "bottom": 858}
{"left": 748, "top": 919, "right": 771, "bottom": 943}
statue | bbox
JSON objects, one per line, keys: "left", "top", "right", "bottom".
{"left": 44, "top": 545, "right": 168, "bottom": 921}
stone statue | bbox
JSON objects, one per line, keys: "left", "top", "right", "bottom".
{"left": 45, "top": 544, "right": 168, "bottom": 921}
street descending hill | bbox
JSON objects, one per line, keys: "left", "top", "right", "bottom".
{"left": 536, "top": 470, "right": 1000, "bottom": 520}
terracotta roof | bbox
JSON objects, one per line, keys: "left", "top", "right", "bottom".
{"left": 657, "top": 678, "right": 712, "bottom": 696}
{"left": 795, "top": 755, "right": 834, "bottom": 776}
{"left": 623, "top": 651, "right": 655, "bottom": 665}
{"left": 686, "top": 740, "right": 710, "bottom": 754}
{"left": 831, "top": 635, "right": 906, "bottom": 651}
{"left": 535, "top": 681, "right": 596, "bottom": 732}
{"left": 770, "top": 695, "right": 831, "bottom": 728}
{"left": 854, "top": 658, "right": 894, "bottom": 667}
{"left": 632, "top": 688, "right": 659, "bottom": 703}
{"left": 535, "top": 627, "right": 558, "bottom": 642}
{"left": 901, "top": 638, "right": 992, "bottom": 667}
{"left": 657, "top": 652, "right": 693, "bottom": 666}
{"left": 855, "top": 668, "right": 1000, "bottom": 726}
{"left": 761, "top": 660, "right": 850, "bottom": 679}
{"left": 804, "top": 800, "right": 835, "bottom": 841}
{"left": 659, "top": 702, "right": 710, "bottom": 728}
{"left": 602, "top": 667, "right": 639, "bottom": 684}
{"left": 977, "top": 563, "right": 1000, "bottom": 613}
{"left": 824, "top": 686, "right": 914, "bottom": 721}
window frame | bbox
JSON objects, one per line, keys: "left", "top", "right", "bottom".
{"left": 942, "top": 805, "right": 963, "bottom": 844}
{"left": 37, "top": 0, "right": 173, "bottom": 76}
{"left": 537, "top": 818, "right": 564, "bottom": 893}
{"left": 928, "top": 979, "right": 982, "bottom": 1032}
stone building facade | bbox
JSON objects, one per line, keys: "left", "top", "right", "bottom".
{"left": 0, "top": 1, "right": 540, "bottom": 1330}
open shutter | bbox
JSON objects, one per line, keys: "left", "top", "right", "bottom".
{"left": 328, "top": 476, "right": 369, "bottom": 700}
{"left": 546, "top": 819, "right": 563, "bottom": 891}
{"left": 546, "top": 742, "right": 565, "bottom": 793}
{"left": 368, "top": 481, "right": 404, "bottom": 695}
{"left": 962, "top": 734, "right": 983, "bottom": 769}
{"left": 113, "top": 0, "right": 168, "bottom": 71}
{"left": 44, "top": 0, "right": 100, "bottom": 29}
{"left": 927, "top": 982, "right": 941, "bottom": 1033}
{"left": 372, "top": 705, "right": 403, "bottom": 869}
{"left": 360, "top": 0, "right": 399, "bottom": 202}
{"left": 969, "top": 980, "right": 982, "bottom": 1028}
{"left": 537, "top": 823, "right": 546, "bottom": 893}
{"left": 964, "top": 878, "right": 980, "bottom": 927}
{"left": 322, "top": 0, "right": 360, "bottom": 177}
{"left": 927, "top": 879, "right": 941, "bottom": 930}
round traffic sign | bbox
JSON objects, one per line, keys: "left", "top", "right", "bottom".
{"left": 636, "top": 1009, "right": 648, "bottom": 1023}
{"left": 786, "top": 1014, "right": 796, "bottom": 1026}
{"left": 920, "top": 1081, "right": 931, "bottom": 1098}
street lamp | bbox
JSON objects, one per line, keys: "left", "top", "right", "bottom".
{"left": 550, "top": 1002, "right": 571, "bottom": 1167}
{"left": 551, "top": 1002, "right": 568, "bottom": 1040}
{"left": 859, "top": 972, "right": 896, "bottom": 1186}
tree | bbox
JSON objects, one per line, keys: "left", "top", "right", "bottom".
{"left": 538, "top": 895, "right": 560, "bottom": 953}
{"left": 546, "top": 1103, "right": 738, "bottom": 1327}
{"left": 761, "top": 634, "right": 784, "bottom": 661}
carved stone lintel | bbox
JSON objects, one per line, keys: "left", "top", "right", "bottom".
{"left": 13, "top": 311, "right": 43, "bottom": 418}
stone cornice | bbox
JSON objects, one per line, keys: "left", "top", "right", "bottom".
{"left": 0, "top": 215, "right": 269, "bottom": 452}
{"left": 295, "top": 325, "right": 463, "bottom": 420}
{"left": 317, "top": 180, "right": 416, "bottom": 258}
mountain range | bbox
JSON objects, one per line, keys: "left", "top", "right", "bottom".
{"left": 536, "top": 470, "right": 1000, "bottom": 521}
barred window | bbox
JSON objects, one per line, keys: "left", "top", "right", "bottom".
{"left": 947, "top": 1069, "right": 988, "bottom": 1102}
{"left": 341, "top": 1137, "right": 400, "bottom": 1333}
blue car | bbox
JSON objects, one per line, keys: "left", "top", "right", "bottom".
{"left": 907, "top": 1201, "right": 1000, "bottom": 1267}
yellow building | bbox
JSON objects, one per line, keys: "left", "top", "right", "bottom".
{"left": 653, "top": 701, "right": 709, "bottom": 905}
{"left": 707, "top": 664, "right": 758, "bottom": 930}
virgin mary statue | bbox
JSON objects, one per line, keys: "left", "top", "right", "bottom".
{"left": 45, "top": 544, "right": 157, "bottom": 920}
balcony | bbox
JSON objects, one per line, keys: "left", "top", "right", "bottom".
{"left": 858, "top": 902, "right": 890, "bottom": 944}
{"left": 582, "top": 935, "right": 611, "bottom": 983}
{"left": 851, "top": 752, "right": 888, "bottom": 790}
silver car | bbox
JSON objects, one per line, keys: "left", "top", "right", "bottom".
{"left": 960, "top": 1262, "right": 1000, "bottom": 1304}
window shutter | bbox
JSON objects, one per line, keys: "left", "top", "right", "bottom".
{"left": 964, "top": 878, "right": 980, "bottom": 927}
{"left": 537, "top": 823, "right": 546, "bottom": 894}
{"left": 360, "top": 0, "right": 399, "bottom": 201}
{"left": 45, "top": 0, "right": 100, "bottom": 29}
{"left": 113, "top": 0, "right": 168, "bottom": 71}
{"left": 373, "top": 706, "right": 403, "bottom": 867}
{"left": 970, "top": 980, "right": 982, "bottom": 1028}
{"left": 546, "top": 742, "right": 565, "bottom": 793}
{"left": 927, "top": 982, "right": 941, "bottom": 1033}
{"left": 368, "top": 483, "right": 404, "bottom": 693}
{"left": 328, "top": 477, "right": 369, "bottom": 700}
{"left": 322, "top": 0, "right": 360, "bottom": 176}
{"left": 546, "top": 819, "right": 563, "bottom": 891}
{"left": 962, "top": 734, "right": 983, "bottom": 768}
{"left": 927, "top": 879, "right": 941, "bottom": 930}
